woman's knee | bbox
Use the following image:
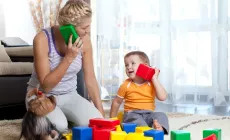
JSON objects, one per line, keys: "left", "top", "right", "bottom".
{"left": 46, "top": 107, "right": 68, "bottom": 133}
{"left": 77, "top": 118, "right": 90, "bottom": 127}
{"left": 53, "top": 120, "right": 68, "bottom": 133}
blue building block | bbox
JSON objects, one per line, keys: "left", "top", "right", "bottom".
{"left": 72, "top": 127, "right": 92, "bottom": 140}
{"left": 122, "top": 123, "right": 137, "bottom": 133}
{"left": 144, "top": 129, "right": 164, "bottom": 140}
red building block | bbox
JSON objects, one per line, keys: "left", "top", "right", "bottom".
{"left": 92, "top": 125, "right": 116, "bottom": 140}
{"left": 136, "top": 64, "right": 156, "bottom": 81}
{"left": 89, "top": 118, "right": 120, "bottom": 128}
{"left": 203, "top": 134, "right": 217, "bottom": 140}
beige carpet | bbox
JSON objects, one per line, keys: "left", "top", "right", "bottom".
{"left": 0, "top": 113, "right": 229, "bottom": 140}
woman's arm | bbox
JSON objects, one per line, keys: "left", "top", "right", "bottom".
{"left": 34, "top": 32, "right": 81, "bottom": 93}
{"left": 82, "top": 35, "right": 105, "bottom": 117}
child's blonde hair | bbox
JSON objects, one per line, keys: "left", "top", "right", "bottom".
{"left": 124, "top": 51, "right": 150, "bottom": 65}
{"left": 57, "top": 0, "right": 92, "bottom": 26}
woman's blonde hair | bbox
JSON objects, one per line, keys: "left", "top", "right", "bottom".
{"left": 57, "top": 0, "right": 92, "bottom": 26}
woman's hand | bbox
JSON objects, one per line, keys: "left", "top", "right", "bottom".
{"left": 64, "top": 35, "right": 83, "bottom": 63}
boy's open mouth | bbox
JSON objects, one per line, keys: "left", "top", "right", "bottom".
{"left": 129, "top": 71, "right": 134, "bottom": 74}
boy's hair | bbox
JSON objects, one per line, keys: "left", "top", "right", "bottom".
{"left": 124, "top": 51, "right": 150, "bottom": 65}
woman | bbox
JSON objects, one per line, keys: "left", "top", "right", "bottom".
{"left": 26, "top": 0, "right": 104, "bottom": 133}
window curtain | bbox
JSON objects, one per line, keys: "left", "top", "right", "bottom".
{"left": 94, "top": 0, "right": 230, "bottom": 106}
{"left": 28, "top": 0, "right": 91, "bottom": 32}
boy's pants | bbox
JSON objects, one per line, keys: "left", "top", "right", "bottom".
{"left": 123, "top": 110, "right": 169, "bottom": 134}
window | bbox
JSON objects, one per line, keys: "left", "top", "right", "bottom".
{"left": 94, "top": 0, "right": 230, "bottom": 105}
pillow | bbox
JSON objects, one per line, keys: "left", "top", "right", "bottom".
{"left": 5, "top": 46, "right": 33, "bottom": 57}
{"left": 0, "top": 45, "right": 11, "bottom": 62}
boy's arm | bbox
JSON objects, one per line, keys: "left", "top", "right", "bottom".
{"left": 152, "top": 68, "right": 167, "bottom": 101}
{"left": 110, "top": 96, "right": 123, "bottom": 118}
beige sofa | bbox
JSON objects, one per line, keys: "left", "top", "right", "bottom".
{"left": 0, "top": 45, "right": 33, "bottom": 119}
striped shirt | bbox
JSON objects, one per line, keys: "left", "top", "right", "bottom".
{"left": 27, "top": 27, "right": 82, "bottom": 95}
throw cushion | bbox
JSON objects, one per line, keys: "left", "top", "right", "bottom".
{"left": 5, "top": 46, "right": 33, "bottom": 57}
{"left": 0, "top": 62, "right": 33, "bottom": 75}
{"left": 0, "top": 45, "right": 11, "bottom": 62}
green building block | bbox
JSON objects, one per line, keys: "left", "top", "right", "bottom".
{"left": 171, "top": 130, "right": 191, "bottom": 140}
{"left": 203, "top": 129, "right": 221, "bottom": 140}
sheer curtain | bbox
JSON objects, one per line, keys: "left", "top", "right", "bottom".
{"left": 94, "top": 0, "right": 230, "bottom": 106}
{"left": 28, "top": 0, "right": 68, "bottom": 33}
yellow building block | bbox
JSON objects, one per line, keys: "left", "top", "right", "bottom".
{"left": 110, "top": 131, "right": 127, "bottom": 140}
{"left": 63, "top": 133, "right": 72, "bottom": 140}
{"left": 110, "top": 117, "right": 119, "bottom": 120}
{"left": 117, "top": 111, "right": 124, "bottom": 123}
{"left": 125, "top": 133, "right": 148, "bottom": 140}
{"left": 145, "top": 137, "right": 153, "bottom": 140}
{"left": 135, "top": 126, "right": 153, "bottom": 133}
{"left": 116, "top": 125, "right": 122, "bottom": 131}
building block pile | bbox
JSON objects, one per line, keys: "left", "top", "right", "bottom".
{"left": 63, "top": 118, "right": 164, "bottom": 140}
{"left": 62, "top": 117, "right": 222, "bottom": 140}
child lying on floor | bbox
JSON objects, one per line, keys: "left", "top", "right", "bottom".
{"left": 20, "top": 88, "right": 65, "bottom": 140}
{"left": 110, "top": 51, "right": 169, "bottom": 134}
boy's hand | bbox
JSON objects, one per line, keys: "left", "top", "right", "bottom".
{"left": 153, "top": 68, "right": 160, "bottom": 80}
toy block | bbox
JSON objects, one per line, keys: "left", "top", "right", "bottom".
{"left": 136, "top": 64, "right": 156, "bottom": 81}
{"left": 63, "top": 133, "right": 72, "bottom": 140}
{"left": 122, "top": 123, "right": 137, "bottom": 133}
{"left": 144, "top": 129, "right": 164, "bottom": 140}
{"left": 145, "top": 137, "right": 153, "bottom": 140}
{"left": 110, "top": 131, "right": 127, "bottom": 140}
{"left": 72, "top": 127, "right": 92, "bottom": 140}
{"left": 135, "top": 126, "right": 153, "bottom": 133}
{"left": 89, "top": 118, "right": 120, "bottom": 128}
{"left": 203, "top": 134, "right": 217, "bottom": 140}
{"left": 116, "top": 125, "right": 122, "bottom": 131}
{"left": 117, "top": 111, "right": 124, "bottom": 123}
{"left": 125, "top": 133, "right": 144, "bottom": 140}
{"left": 93, "top": 127, "right": 116, "bottom": 140}
{"left": 125, "top": 133, "right": 153, "bottom": 140}
{"left": 110, "top": 117, "right": 119, "bottom": 120}
{"left": 171, "top": 130, "right": 191, "bottom": 140}
{"left": 203, "top": 129, "right": 221, "bottom": 140}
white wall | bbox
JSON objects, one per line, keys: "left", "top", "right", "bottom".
{"left": 0, "top": 0, "right": 36, "bottom": 45}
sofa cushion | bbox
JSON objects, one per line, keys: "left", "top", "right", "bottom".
{"left": 5, "top": 46, "right": 33, "bottom": 57}
{"left": 0, "top": 62, "right": 33, "bottom": 75}
{"left": 0, "top": 45, "right": 11, "bottom": 62}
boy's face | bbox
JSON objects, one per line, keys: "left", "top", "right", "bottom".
{"left": 124, "top": 55, "right": 144, "bottom": 80}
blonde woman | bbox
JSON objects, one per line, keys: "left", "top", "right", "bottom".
{"left": 26, "top": 0, "right": 104, "bottom": 133}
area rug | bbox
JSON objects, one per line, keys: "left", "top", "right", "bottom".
{"left": 0, "top": 113, "right": 229, "bottom": 140}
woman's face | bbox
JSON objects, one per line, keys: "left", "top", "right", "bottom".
{"left": 76, "top": 17, "right": 92, "bottom": 37}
